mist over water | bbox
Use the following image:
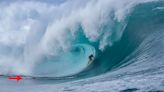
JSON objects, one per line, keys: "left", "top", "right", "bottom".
{"left": 0, "top": 0, "right": 128, "bottom": 77}
{"left": 0, "top": 0, "right": 164, "bottom": 86}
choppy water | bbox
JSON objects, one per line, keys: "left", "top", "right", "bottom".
{"left": 0, "top": 0, "right": 164, "bottom": 92}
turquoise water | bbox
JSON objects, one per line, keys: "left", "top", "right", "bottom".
{"left": 0, "top": 0, "right": 164, "bottom": 84}
{"left": 60, "top": 1, "right": 164, "bottom": 80}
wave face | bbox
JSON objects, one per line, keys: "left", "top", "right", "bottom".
{"left": 0, "top": 0, "right": 164, "bottom": 82}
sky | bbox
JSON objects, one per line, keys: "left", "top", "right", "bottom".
{"left": 0, "top": 0, "right": 67, "bottom": 5}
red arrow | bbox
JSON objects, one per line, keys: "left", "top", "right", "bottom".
{"left": 8, "top": 75, "right": 22, "bottom": 81}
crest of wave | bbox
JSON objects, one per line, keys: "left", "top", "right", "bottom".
{"left": 0, "top": 0, "right": 153, "bottom": 76}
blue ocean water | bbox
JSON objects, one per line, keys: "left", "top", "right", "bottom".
{"left": 0, "top": 0, "right": 164, "bottom": 92}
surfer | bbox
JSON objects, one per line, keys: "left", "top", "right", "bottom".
{"left": 88, "top": 54, "right": 94, "bottom": 65}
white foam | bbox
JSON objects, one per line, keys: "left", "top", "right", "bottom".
{"left": 0, "top": 0, "right": 154, "bottom": 76}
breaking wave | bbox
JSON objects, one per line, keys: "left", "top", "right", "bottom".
{"left": 0, "top": 0, "right": 164, "bottom": 82}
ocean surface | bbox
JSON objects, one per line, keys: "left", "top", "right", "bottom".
{"left": 0, "top": 0, "right": 164, "bottom": 92}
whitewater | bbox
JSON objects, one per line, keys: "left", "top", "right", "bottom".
{"left": 0, "top": 0, "right": 164, "bottom": 92}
